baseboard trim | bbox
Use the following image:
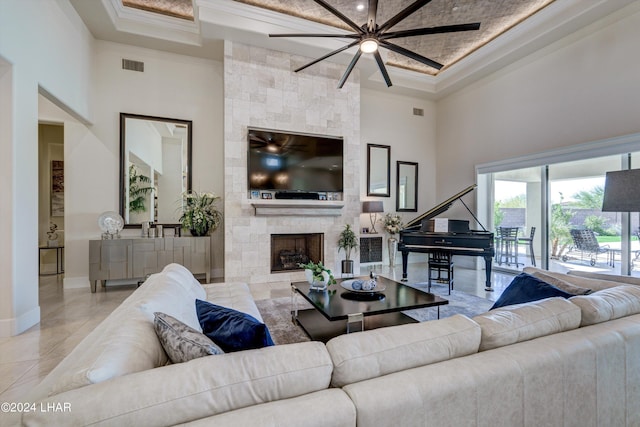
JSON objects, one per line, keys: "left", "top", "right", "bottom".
{"left": 0, "top": 305, "right": 40, "bottom": 337}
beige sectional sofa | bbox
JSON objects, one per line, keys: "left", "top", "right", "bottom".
{"left": 22, "top": 264, "right": 640, "bottom": 426}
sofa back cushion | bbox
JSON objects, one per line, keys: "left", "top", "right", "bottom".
{"left": 473, "top": 297, "right": 581, "bottom": 351}
{"left": 561, "top": 270, "right": 633, "bottom": 291}
{"left": 523, "top": 267, "right": 592, "bottom": 295}
{"left": 326, "top": 314, "right": 480, "bottom": 388}
{"left": 570, "top": 285, "right": 640, "bottom": 326}
{"left": 44, "top": 264, "right": 207, "bottom": 397}
{"left": 24, "top": 342, "right": 335, "bottom": 427}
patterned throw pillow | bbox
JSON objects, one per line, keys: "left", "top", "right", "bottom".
{"left": 196, "top": 299, "right": 274, "bottom": 352}
{"left": 153, "top": 312, "right": 224, "bottom": 364}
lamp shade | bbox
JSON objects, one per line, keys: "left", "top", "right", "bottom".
{"left": 602, "top": 169, "right": 640, "bottom": 212}
{"left": 362, "top": 201, "right": 384, "bottom": 213}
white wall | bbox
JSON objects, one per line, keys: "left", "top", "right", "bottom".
{"left": 436, "top": 4, "right": 640, "bottom": 221}
{"left": 0, "top": 0, "right": 94, "bottom": 336}
{"left": 360, "top": 88, "right": 437, "bottom": 265}
{"left": 83, "top": 40, "right": 225, "bottom": 282}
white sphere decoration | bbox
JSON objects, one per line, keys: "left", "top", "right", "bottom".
{"left": 98, "top": 211, "right": 124, "bottom": 236}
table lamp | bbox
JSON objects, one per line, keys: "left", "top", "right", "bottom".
{"left": 362, "top": 201, "right": 384, "bottom": 234}
{"left": 602, "top": 169, "right": 640, "bottom": 212}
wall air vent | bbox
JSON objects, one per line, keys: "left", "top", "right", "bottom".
{"left": 413, "top": 108, "right": 424, "bottom": 116}
{"left": 122, "top": 59, "right": 144, "bottom": 72}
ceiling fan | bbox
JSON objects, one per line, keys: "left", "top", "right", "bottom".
{"left": 269, "top": 0, "right": 480, "bottom": 88}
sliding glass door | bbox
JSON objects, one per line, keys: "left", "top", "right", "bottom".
{"left": 477, "top": 142, "right": 640, "bottom": 278}
{"left": 547, "top": 156, "right": 621, "bottom": 273}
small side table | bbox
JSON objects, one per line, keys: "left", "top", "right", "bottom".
{"left": 39, "top": 246, "right": 64, "bottom": 275}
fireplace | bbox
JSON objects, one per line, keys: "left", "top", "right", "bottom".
{"left": 271, "top": 233, "right": 324, "bottom": 273}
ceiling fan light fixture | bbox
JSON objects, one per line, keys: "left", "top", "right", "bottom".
{"left": 360, "top": 38, "right": 379, "bottom": 53}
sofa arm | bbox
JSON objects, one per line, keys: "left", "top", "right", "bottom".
{"left": 23, "top": 342, "right": 332, "bottom": 427}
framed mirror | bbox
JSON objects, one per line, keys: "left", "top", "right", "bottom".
{"left": 367, "top": 144, "right": 390, "bottom": 197}
{"left": 396, "top": 161, "right": 418, "bottom": 212}
{"left": 120, "top": 113, "right": 192, "bottom": 227}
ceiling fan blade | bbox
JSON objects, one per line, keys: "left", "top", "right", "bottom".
{"left": 381, "top": 23, "right": 481, "bottom": 40}
{"left": 377, "top": 0, "right": 433, "bottom": 33}
{"left": 294, "top": 40, "right": 360, "bottom": 73}
{"left": 313, "top": 0, "right": 363, "bottom": 34}
{"left": 367, "top": 0, "right": 379, "bottom": 32}
{"left": 380, "top": 40, "right": 443, "bottom": 70}
{"left": 338, "top": 50, "right": 362, "bottom": 89}
{"left": 270, "top": 33, "right": 359, "bottom": 39}
{"left": 373, "top": 51, "right": 392, "bottom": 87}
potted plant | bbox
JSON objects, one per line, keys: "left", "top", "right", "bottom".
{"left": 298, "top": 260, "right": 336, "bottom": 291}
{"left": 338, "top": 224, "right": 358, "bottom": 276}
{"left": 179, "top": 191, "right": 223, "bottom": 236}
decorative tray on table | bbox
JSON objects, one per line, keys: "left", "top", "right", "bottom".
{"left": 340, "top": 279, "right": 386, "bottom": 294}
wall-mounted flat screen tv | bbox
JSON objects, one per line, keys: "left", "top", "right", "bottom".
{"left": 247, "top": 128, "right": 344, "bottom": 193}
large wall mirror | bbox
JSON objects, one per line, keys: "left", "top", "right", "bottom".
{"left": 120, "top": 113, "right": 192, "bottom": 227}
{"left": 367, "top": 144, "right": 390, "bottom": 197}
{"left": 396, "top": 161, "right": 418, "bottom": 212}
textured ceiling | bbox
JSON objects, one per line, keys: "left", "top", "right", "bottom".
{"left": 122, "top": 0, "right": 194, "bottom": 21}
{"left": 234, "top": 0, "right": 555, "bottom": 75}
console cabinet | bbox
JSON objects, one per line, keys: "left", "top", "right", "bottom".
{"left": 89, "top": 237, "right": 210, "bottom": 292}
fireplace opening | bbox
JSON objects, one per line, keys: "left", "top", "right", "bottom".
{"left": 271, "top": 233, "right": 324, "bottom": 273}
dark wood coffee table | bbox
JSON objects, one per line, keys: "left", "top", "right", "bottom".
{"left": 291, "top": 275, "right": 448, "bottom": 343}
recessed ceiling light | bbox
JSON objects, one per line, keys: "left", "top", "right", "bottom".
{"left": 356, "top": 4, "right": 365, "bottom": 11}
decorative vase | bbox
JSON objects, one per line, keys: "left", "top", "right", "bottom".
{"left": 388, "top": 237, "right": 397, "bottom": 267}
{"left": 305, "top": 269, "right": 330, "bottom": 291}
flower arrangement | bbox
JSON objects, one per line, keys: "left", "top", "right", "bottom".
{"left": 179, "top": 191, "right": 223, "bottom": 236}
{"left": 298, "top": 260, "right": 336, "bottom": 286}
{"left": 381, "top": 212, "right": 403, "bottom": 236}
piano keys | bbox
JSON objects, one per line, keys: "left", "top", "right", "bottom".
{"left": 398, "top": 184, "right": 496, "bottom": 291}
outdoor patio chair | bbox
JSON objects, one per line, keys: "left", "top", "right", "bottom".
{"left": 518, "top": 226, "right": 536, "bottom": 267}
{"left": 562, "top": 229, "right": 609, "bottom": 266}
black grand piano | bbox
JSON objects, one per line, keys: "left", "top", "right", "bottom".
{"left": 398, "top": 184, "right": 495, "bottom": 291}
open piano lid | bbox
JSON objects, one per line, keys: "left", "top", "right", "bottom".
{"left": 403, "top": 184, "right": 482, "bottom": 231}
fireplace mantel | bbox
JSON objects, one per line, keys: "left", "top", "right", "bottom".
{"left": 250, "top": 200, "right": 344, "bottom": 216}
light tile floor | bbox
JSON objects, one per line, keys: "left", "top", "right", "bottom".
{"left": 0, "top": 263, "right": 514, "bottom": 406}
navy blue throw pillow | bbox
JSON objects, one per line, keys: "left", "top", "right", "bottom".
{"left": 491, "top": 273, "right": 574, "bottom": 310}
{"left": 195, "top": 299, "right": 274, "bottom": 352}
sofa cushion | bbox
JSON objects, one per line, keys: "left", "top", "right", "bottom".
{"left": 202, "top": 282, "right": 263, "bottom": 322}
{"left": 326, "top": 314, "right": 480, "bottom": 388}
{"left": 570, "top": 285, "right": 640, "bottom": 326}
{"left": 491, "top": 273, "right": 574, "bottom": 310}
{"left": 567, "top": 270, "right": 640, "bottom": 290}
{"left": 196, "top": 299, "right": 274, "bottom": 352}
{"left": 523, "top": 267, "right": 592, "bottom": 295}
{"left": 46, "top": 266, "right": 207, "bottom": 396}
{"left": 24, "top": 343, "right": 334, "bottom": 427}
{"left": 473, "top": 297, "right": 581, "bottom": 351}
{"left": 154, "top": 312, "right": 224, "bottom": 363}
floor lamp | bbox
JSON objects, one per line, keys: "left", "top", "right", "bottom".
{"left": 602, "top": 169, "right": 640, "bottom": 213}
{"left": 602, "top": 169, "right": 640, "bottom": 272}
{"left": 362, "top": 201, "right": 384, "bottom": 234}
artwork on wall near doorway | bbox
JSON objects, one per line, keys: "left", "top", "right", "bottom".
{"left": 51, "top": 160, "right": 64, "bottom": 217}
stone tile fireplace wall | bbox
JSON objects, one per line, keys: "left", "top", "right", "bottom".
{"left": 223, "top": 41, "right": 361, "bottom": 285}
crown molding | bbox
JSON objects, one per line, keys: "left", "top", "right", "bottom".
{"left": 102, "top": 0, "right": 202, "bottom": 46}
